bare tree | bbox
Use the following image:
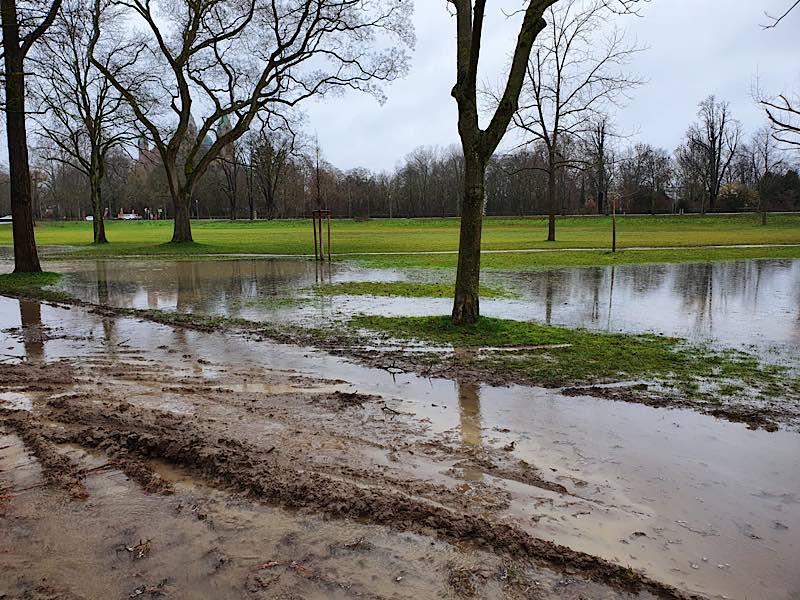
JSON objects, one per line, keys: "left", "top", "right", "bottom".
{"left": 31, "top": 0, "right": 138, "bottom": 243}
{"left": 447, "top": 0, "right": 645, "bottom": 324}
{"left": 514, "top": 0, "right": 642, "bottom": 241}
{"left": 249, "top": 120, "right": 299, "bottom": 220}
{"left": 681, "top": 95, "right": 741, "bottom": 213}
{"left": 747, "top": 125, "right": 785, "bottom": 224}
{"left": 761, "top": 93, "right": 800, "bottom": 149}
{"left": 1, "top": 0, "right": 63, "bottom": 272}
{"left": 448, "top": 0, "right": 552, "bottom": 324}
{"left": 89, "top": 0, "right": 412, "bottom": 243}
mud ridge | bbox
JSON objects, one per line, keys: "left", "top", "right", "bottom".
{"left": 35, "top": 399, "right": 699, "bottom": 600}
{"left": 0, "top": 409, "right": 88, "bottom": 500}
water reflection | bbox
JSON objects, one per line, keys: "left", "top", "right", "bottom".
{"left": 19, "top": 300, "right": 43, "bottom": 362}
{"left": 456, "top": 378, "right": 483, "bottom": 482}
{"left": 49, "top": 258, "right": 800, "bottom": 351}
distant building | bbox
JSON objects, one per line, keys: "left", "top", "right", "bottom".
{"left": 133, "top": 114, "right": 234, "bottom": 177}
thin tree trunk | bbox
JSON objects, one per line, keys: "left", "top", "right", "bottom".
{"left": 547, "top": 161, "right": 556, "bottom": 242}
{"left": 1, "top": 6, "right": 41, "bottom": 273}
{"left": 452, "top": 153, "right": 485, "bottom": 325}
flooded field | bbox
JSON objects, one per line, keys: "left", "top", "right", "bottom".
{"left": 47, "top": 257, "right": 800, "bottom": 351}
{"left": 1, "top": 296, "right": 799, "bottom": 599}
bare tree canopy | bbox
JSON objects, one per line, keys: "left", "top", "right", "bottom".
{"left": 761, "top": 94, "right": 800, "bottom": 149}
{"left": 678, "top": 95, "right": 742, "bottom": 214}
{"left": 513, "top": 0, "right": 643, "bottom": 241}
{"left": 89, "top": 0, "right": 413, "bottom": 243}
{"left": 1, "top": 0, "right": 64, "bottom": 272}
{"left": 762, "top": 0, "right": 799, "bottom": 28}
{"left": 31, "top": 0, "right": 139, "bottom": 243}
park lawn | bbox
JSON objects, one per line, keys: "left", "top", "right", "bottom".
{"left": 1, "top": 214, "right": 799, "bottom": 260}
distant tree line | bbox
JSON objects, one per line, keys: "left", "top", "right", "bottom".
{"left": 6, "top": 92, "right": 798, "bottom": 222}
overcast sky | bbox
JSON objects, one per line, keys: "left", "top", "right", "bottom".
{"left": 305, "top": 0, "right": 799, "bottom": 173}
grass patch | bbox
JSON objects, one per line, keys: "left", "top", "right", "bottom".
{"left": 0, "top": 272, "right": 71, "bottom": 302}
{"left": 313, "top": 281, "right": 510, "bottom": 299}
{"left": 350, "top": 315, "right": 796, "bottom": 394}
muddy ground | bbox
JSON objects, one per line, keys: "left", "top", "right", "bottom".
{"left": 1, "top": 298, "right": 799, "bottom": 599}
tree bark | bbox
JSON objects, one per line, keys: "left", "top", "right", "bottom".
{"left": 1, "top": 1, "right": 41, "bottom": 273}
{"left": 452, "top": 153, "right": 485, "bottom": 325}
{"left": 90, "top": 153, "right": 108, "bottom": 244}
{"left": 165, "top": 166, "right": 194, "bottom": 242}
{"left": 172, "top": 193, "right": 193, "bottom": 242}
{"left": 547, "top": 154, "right": 556, "bottom": 242}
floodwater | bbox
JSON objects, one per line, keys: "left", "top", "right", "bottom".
{"left": 46, "top": 257, "right": 800, "bottom": 351}
{"left": 1, "top": 296, "right": 799, "bottom": 599}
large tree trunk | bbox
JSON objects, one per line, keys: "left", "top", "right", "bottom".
{"left": 1, "top": 8, "right": 41, "bottom": 273}
{"left": 172, "top": 193, "right": 193, "bottom": 242}
{"left": 166, "top": 167, "right": 194, "bottom": 242}
{"left": 90, "top": 157, "right": 108, "bottom": 244}
{"left": 452, "top": 154, "right": 485, "bottom": 325}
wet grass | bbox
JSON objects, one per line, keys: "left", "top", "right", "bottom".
{"left": 1, "top": 214, "right": 798, "bottom": 268}
{"left": 350, "top": 315, "right": 798, "bottom": 399}
{"left": 313, "top": 281, "right": 511, "bottom": 299}
{"left": 0, "top": 272, "right": 71, "bottom": 302}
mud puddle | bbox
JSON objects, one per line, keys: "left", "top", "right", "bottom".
{"left": 41, "top": 257, "right": 800, "bottom": 352}
{"left": 3, "top": 434, "right": 652, "bottom": 600}
{"left": 1, "top": 296, "right": 799, "bottom": 599}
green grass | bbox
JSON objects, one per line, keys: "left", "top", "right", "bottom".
{"left": 313, "top": 281, "right": 510, "bottom": 298}
{"left": 350, "top": 315, "right": 796, "bottom": 395}
{"left": 2, "top": 214, "right": 798, "bottom": 268}
{"left": 0, "top": 272, "right": 71, "bottom": 302}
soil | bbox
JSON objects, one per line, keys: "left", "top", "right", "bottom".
{"left": 2, "top": 297, "right": 799, "bottom": 599}
{"left": 0, "top": 317, "right": 687, "bottom": 600}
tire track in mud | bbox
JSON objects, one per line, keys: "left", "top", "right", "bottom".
{"left": 29, "top": 396, "right": 701, "bottom": 600}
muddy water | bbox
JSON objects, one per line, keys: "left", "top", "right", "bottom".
{"left": 1, "top": 296, "right": 799, "bottom": 599}
{"left": 44, "top": 257, "right": 800, "bottom": 351}
{"left": 5, "top": 434, "right": 630, "bottom": 600}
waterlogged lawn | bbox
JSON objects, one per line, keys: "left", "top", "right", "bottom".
{"left": 313, "top": 281, "right": 511, "bottom": 298}
{"left": 351, "top": 315, "right": 799, "bottom": 399}
{"left": 2, "top": 214, "right": 799, "bottom": 265}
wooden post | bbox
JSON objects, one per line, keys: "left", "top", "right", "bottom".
{"left": 326, "top": 211, "right": 331, "bottom": 262}
{"left": 312, "top": 212, "right": 319, "bottom": 260}
{"left": 611, "top": 195, "right": 617, "bottom": 253}
{"left": 317, "top": 213, "right": 324, "bottom": 260}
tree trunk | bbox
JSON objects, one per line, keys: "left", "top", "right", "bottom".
{"left": 547, "top": 162, "right": 556, "bottom": 242}
{"left": 1, "top": 8, "right": 41, "bottom": 273}
{"left": 90, "top": 157, "right": 108, "bottom": 244}
{"left": 452, "top": 154, "right": 485, "bottom": 325}
{"left": 172, "top": 189, "right": 194, "bottom": 243}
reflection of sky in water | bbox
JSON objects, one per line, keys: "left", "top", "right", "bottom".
{"left": 48, "top": 257, "right": 800, "bottom": 351}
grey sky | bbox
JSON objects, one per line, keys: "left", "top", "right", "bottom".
{"left": 305, "top": 0, "right": 799, "bottom": 173}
